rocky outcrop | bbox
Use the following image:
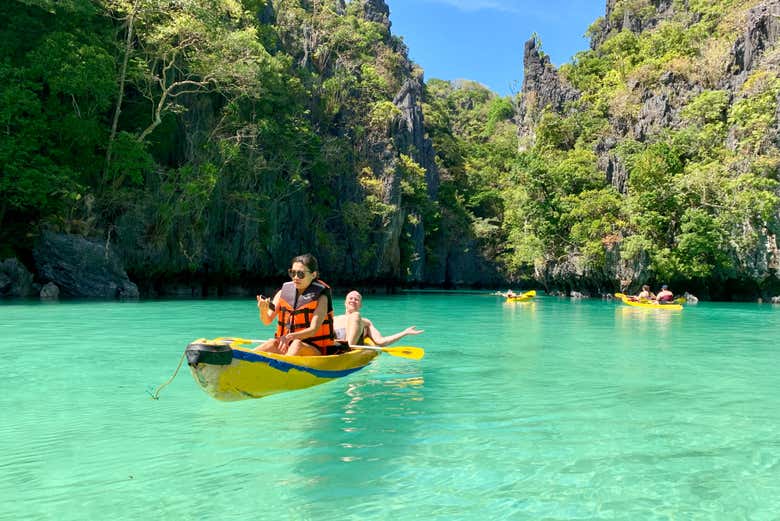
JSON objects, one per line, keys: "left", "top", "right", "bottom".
{"left": 392, "top": 76, "right": 440, "bottom": 199}
{"left": 596, "top": 137, "right": 629, "bottom": 194}
{"left": 632, "top": 71, "right": 702, "bottom": 141}
{"left": 517, "top": 37, "right": 580, "bottom": 150}
{"left": 442, "top": 237, "right": 504, "bottom": 287}
{"left": 33, "top": 231, "right": 139, "bottom": 298}
{"left": 40, "top": 282, "right": 60, "bottom": 300}
{"left": 361, "top": 0, "right": 390, "bottom": 28}
{"left": 591, "top": 0, "right": 677, "bottom": 49}
{"left": 0, "top": 258, "right": 35, "bottom": 297}
{"left": 362, "top": 74, "right": 442, "bottom": 282}
{"left": 728, "top": 0, "right": 780, "bottom": 79}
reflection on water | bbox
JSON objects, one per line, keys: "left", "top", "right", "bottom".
{"left": 615, "top": 304, "right": 680, "bottom": 323}
{"left": 503, "top": 300, "right": 536, "bottom": 311}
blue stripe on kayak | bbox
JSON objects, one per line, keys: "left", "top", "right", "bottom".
{"left": 231, "top": 349, "right": 366, "bottom": 379}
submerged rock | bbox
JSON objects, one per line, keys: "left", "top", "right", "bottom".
{"left": 40, "top": 282, "right": 60, "bottom": 300}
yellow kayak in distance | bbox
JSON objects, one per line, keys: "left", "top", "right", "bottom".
{"left": 506, "top": 290, "right": 536, "bottom": 302}
{"left": 186, "top": 337, "right": 379, "bottom": 401}
{"left": 614, "top": 293, "right": 683, "bottom": 310}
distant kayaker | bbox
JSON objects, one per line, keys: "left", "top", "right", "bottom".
{"left": 505, "top": 290, "right": 517, "bottom": 298}
{"left": 656, "top": 285, "right": 674, "bottom": 303}
{"left": 333, "top": 290, "right": 424, "bottom": 346}
{"left": 255, "top": 253, "right": 340, "bottom": 356}
{"left": 637, "top": 285, "right": 655, "bottom": 301}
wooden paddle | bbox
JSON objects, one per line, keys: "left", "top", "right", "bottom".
{"left": 238, "top": 338, "right": 425, "bottom": 360}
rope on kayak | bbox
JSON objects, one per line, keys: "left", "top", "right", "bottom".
{"left": 148, "top": 350, "right": 186, "bottom": 400}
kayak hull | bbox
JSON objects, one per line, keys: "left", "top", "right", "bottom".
{"left": 186, "top": 338, "right": 379, "bottom": 401}
{"left": 506, "top": 290, "right": 536, "bottom": 303}
{"left": 617, "top": 295, "right": 683, "bottom": 310}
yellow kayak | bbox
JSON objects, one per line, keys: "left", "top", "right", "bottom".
{"left": 614, "top": 293, "right": 683, "bottom": 310}
{"left": 506, "top": 290, "right": 536, "bottom": 302}
{"left": 186, "top": 337, "right": 379, "bottom": 401}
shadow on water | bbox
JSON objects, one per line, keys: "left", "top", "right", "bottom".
{"left": 283, "top": 368, "right": 428, "bottom": 518}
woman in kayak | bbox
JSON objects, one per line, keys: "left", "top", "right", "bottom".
{"left": 255, "top": 254, "right": 339, "bottom": 356}
{"left": 636, "top": 285, "right": 655, "bottom": 301}
{"left": 333, "top": 290, "right": 424, "bottom": 346}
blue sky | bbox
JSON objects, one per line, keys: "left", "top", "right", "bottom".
{"left": 385, "top": 0, "right": 607, "bottom": 96}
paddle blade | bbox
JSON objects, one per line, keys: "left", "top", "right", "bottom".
{"left": 383, "top": 346, "right": 425, "bottom": 360}
{"left": 614, "top": 293, "right": 626, "bottom": 299}
{"left": 351, "top": 344, "right": 425, "bottom": 360}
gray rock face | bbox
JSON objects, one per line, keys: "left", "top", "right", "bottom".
{"left": 443, "top": 238, "right": 504, "bottom": 287}
{"left": 596, "top": 137, "right": 628, "bottom": 194}
{"left": 355, "top": 73, "right": 443, "bottom": 283}
{"left": 517, "top": 38, "right": 580, "bottom": 150}
{"left": 591, "top": 0, "right": 677, "bottom": 48}
{"left": 392, "top": 76, "right": 440, "bottom": 198}
{"left": 40, "top": 282, "right": 60, "bottom": 300}
{"left": 729, "top": 0, "right": 780, "bottom": 77}
{"left": 361, "top": 0, "right": 390, "bottom": 28}
{"left": 633, "top": 72, "right": 702, "bottom": 141}
{"left": 0, "top": 258, "right": 35, "bottom": 297}
{"left": 33, "top": 232, "right": 139, "bottom": 298}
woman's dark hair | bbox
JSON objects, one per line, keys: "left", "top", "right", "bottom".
{"left": 292, "top": 253, "right": 318, "bottom": 274}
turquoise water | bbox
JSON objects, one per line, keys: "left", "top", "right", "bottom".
{"left": 2, "top": 294, "right": 780, "bottom": 520}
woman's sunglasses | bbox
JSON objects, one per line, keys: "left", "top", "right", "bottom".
{"left": 288, "top": 269, "right": 310, "bottom": 279}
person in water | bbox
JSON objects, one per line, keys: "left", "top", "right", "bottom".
{"left": 255, "top": 253, "right": 339, "bottom": 356}
{"left": 332, "top": 290, "right": 424, "bottom": 346}
{"left": 656, "top": 284, "right": 674, "bottom": 303}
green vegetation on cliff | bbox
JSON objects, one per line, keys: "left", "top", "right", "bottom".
{"left": 496, "top": 0, "right": 779, "bottom": 297}
{"left": 1, "top": 0, "right": 778, "bottom": 298}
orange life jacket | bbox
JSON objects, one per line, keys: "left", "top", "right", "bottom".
{"left": 275, "top": 280, "right": 336, "bottom": 353}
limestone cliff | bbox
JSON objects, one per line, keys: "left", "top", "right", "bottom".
{"left": 516, "top": 37, "right": 580, "bottom": 151}
{"left": 515, "top": 0, "right": 780, "bottom": 297}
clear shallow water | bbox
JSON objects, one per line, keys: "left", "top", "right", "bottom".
{"left": 1, "top": 294, "right": 779, "bottom": 520}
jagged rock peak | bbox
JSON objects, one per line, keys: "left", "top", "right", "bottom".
{"left": 591, "top": 0, "right": 676, "bottom": 49}
{"left": 520, "top": 37, "right": 575, "bottom": 99}
{"left": 517, "top": 37, "right": 580, "bottom": 149}
{"left": 360, "top": 0, "right": 390, "bottom": 28}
